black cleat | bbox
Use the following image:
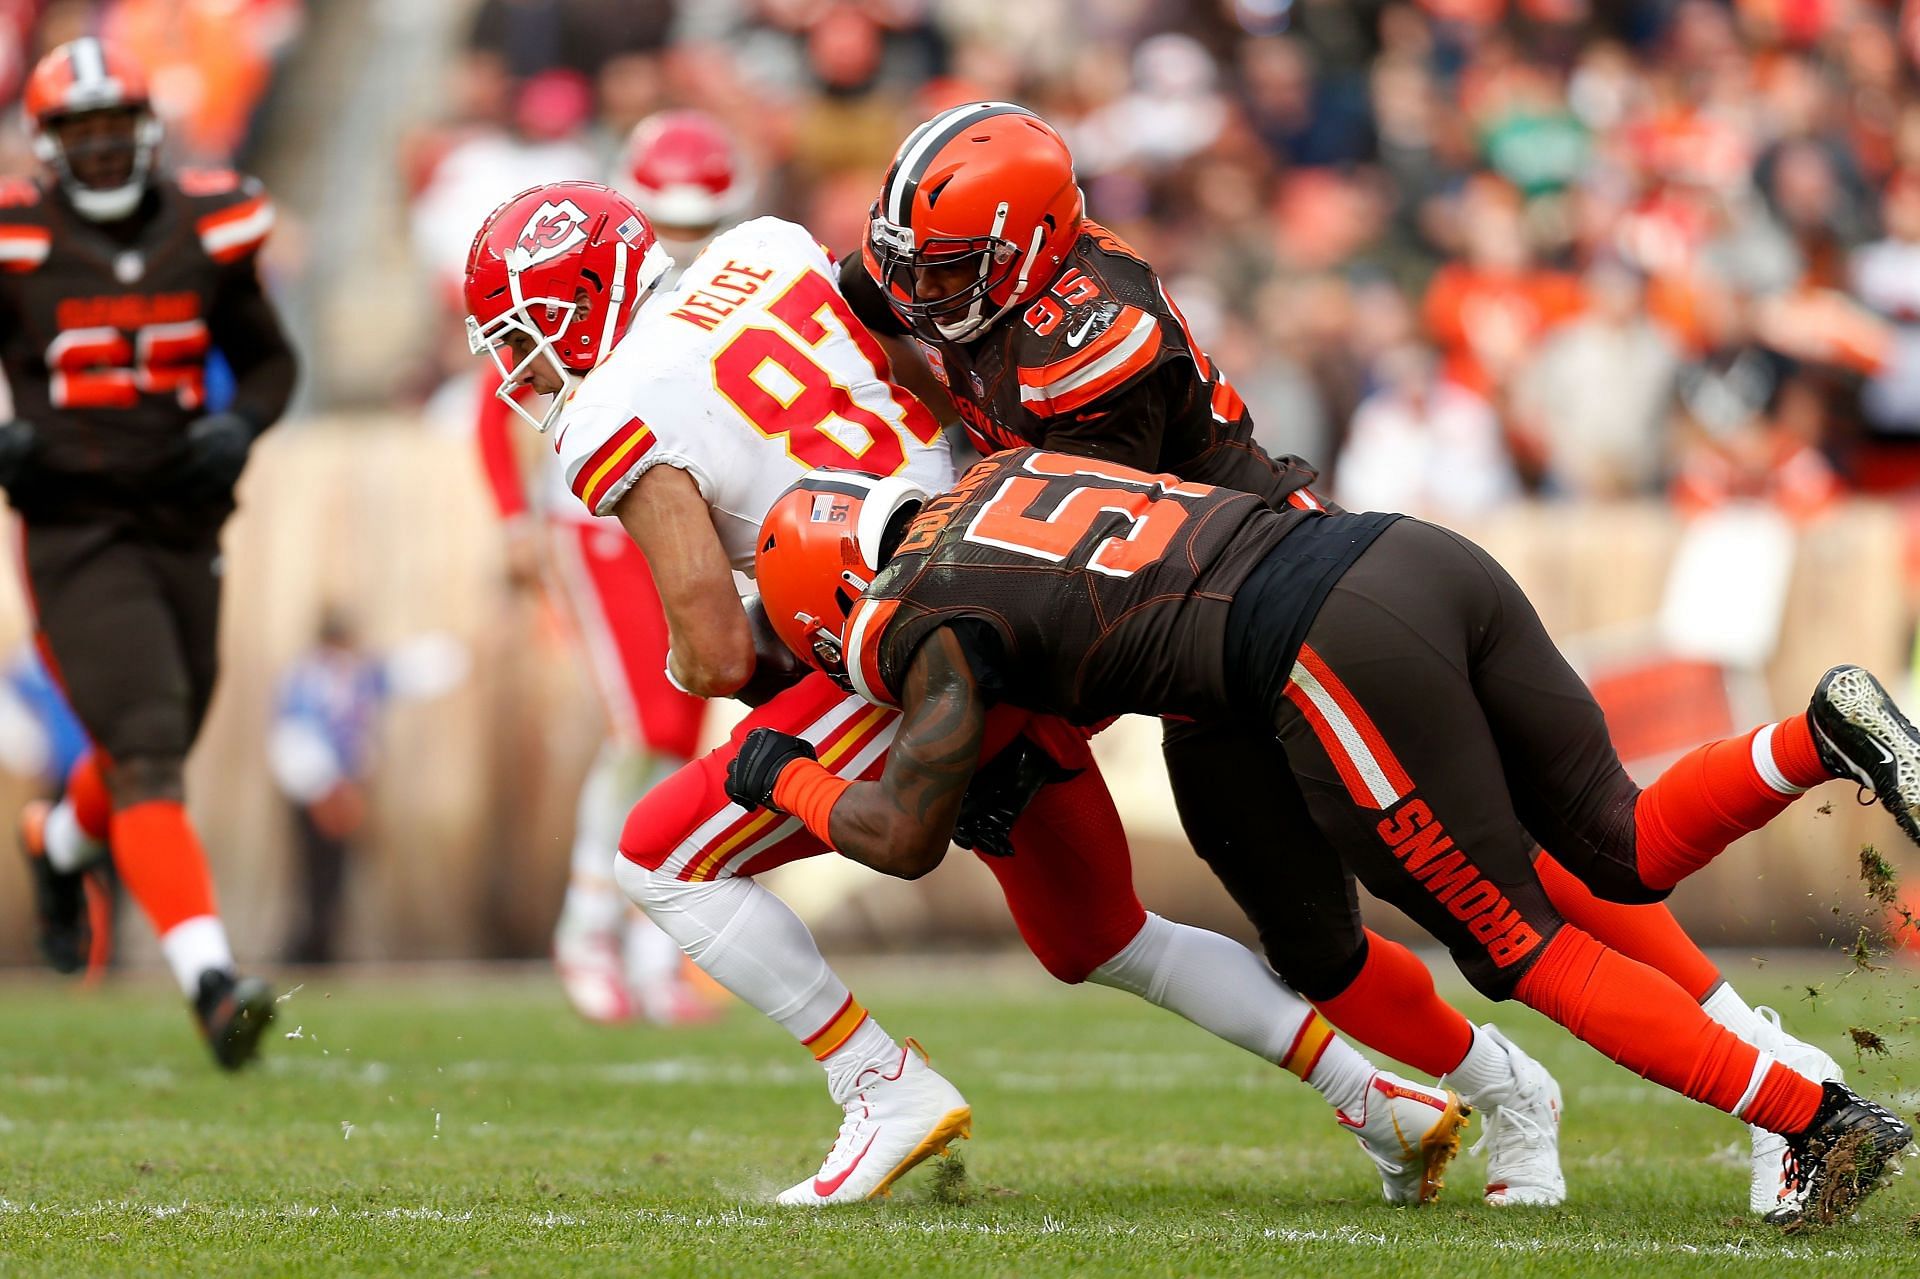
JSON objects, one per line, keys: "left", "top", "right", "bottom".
{"left": 1766, "top": 1081, "right": 1913, "bottom": 1228}
{"left": 1808, "top": 665, "right": 1920, "bottom": 847}
{"left": 193, "top": 969, "right": 276, "bottom": 1071}
{"left": 21, "top": 799, "right": 88, "bottom": 974}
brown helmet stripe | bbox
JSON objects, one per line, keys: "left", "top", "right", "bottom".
{"left": 881, "top": 101, "right": 1034, "bottom": 228}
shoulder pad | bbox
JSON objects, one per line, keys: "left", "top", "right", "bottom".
{"left": 0, "top": 178, "right": 44, "bottom": 210}
{"left": 176, "top": 168, "right": 247, "bottom": 198}
{"left": 0, "top": 182, "right": 50, "bottom": 273}
{"left": 1014, "top": 301, "right": 1164, "bottom": 417}
{"left": 188, "top": 172, "right": 274, "bottom": 264}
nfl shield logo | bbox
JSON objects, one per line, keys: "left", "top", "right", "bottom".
{"left": 969, "top": 371, "right": 986, "bottom": 399}
{"left": 917, "top": 340, "right": 948, "bottom": 387}
{"left": 114, "top": 250, "right": 144, "bottom": 283}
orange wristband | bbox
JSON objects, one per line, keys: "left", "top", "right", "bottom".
{"left": 772, "top": 758, "right": 852, "bottom": 843}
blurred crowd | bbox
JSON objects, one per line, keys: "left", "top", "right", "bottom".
{"left": 396, "top": 0, "right": 1920, "bottom": 523}
{"left": 9, "top": 0, "right": 1920, "bottom": 522}
{"left": 0, "top": 0, "right": 301, "bottom": 170}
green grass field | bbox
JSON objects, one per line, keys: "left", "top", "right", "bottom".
{"left": 0, "top": 954, "right": 1916, "bottom": 1278}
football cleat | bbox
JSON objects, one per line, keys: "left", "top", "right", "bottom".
{"left": 1767, "top": 1081, "right": 1913, "bottom": 1228}
{"left": 775, "top": 1039, "right": 971, "bottom": 1205}
{"left": 21, "top": 799, "right": 88, "bottom": 974}
{"left": 193, "top": 969, "right": 276, "bottom": 1071}
{"left": 1455, "top": 1024, "right": 1567, "bottom": 1207}
{"left": 1337, "top": 1072, "right": 1469, "bottom": 1206}
{"left": 1748, "top": 1007, "right": 1844, "bottom": 1217}
{"left": 1808, "top": 665, "right": 1920, "bottom": 846}
{"left": 554, "top": 926, "right": 635, "bottom": 1025}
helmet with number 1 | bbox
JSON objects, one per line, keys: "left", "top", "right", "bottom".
{"left": 463, "top": 180, "right": 672, "bottom": 433}
{"left": 865, "top": 102, "right": 1083, "bottom": 343}
{"left": 615, "top": 109, "right": 753, "bottom": 258}
{"left": 754, "top": 471, "right": 928, "bottom": 683}
{"left": 24, "top": 38, "right": 164, "bottom": 223}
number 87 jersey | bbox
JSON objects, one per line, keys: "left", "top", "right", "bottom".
{"left": 556, "top": 217, "right": 955, "bottom": 570}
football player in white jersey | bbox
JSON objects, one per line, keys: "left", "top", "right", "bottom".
{"left": 476, "top": 111, "right": 756, "bottom": 1026}
{"left": 465, "top": 180, "right": 1483, "bottom": 1207}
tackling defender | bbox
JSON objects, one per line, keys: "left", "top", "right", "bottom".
{"left": 3, "top": 40, "right": 293, "bottom": 1067}
{"left": 740, "top": 451, "right": 1918, "bottom": 1228}
{"left": 465, "top": 180, "right": 1533, "bottom": 1207}
{"left": 840, "top": 101, "right": 1839, "bottom": 1214}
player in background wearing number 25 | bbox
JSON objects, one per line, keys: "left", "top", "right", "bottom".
{"left": 1, "top": 39, "right": 294, "bottom": 1070}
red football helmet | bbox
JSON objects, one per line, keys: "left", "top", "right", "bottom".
{"left": 24, "top": 38, "right": 163, "bottom": 222}
{"left": 754, "top": 471, "right": 928, "bottom": 685}
{"left": 865, "top": 102, "right": 1083, "bottom": 342}
{"left": 615, "top": 109, "right": 752, "bottom": 244}
{"left": 464, "top": 180, "right": 671, "bottom": 433}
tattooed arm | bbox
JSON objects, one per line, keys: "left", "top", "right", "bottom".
{"left": 826, "top": 627, "right": 986, "bottom": 878}
{"left": 727, "top": 625, "right": 988, "bottom": 879}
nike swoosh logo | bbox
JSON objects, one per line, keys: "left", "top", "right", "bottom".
{"left": 812, "top": 1131, "right": 878, "bottom": 1198}
{"left": 1066, "top": 314, "right": 1099, "bottom": 347}
{"left": 1871, "top": 740, "right": 1895, "bottom": 767}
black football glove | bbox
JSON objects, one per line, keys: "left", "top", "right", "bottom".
{"left": 171, "top": 412, "right": 257, "bottom": 501}
{"left": 734, "top": 594, "right": 810, "bottom": 708}
{"left": 0, "top": 418, "right": 38, "bottom": 491}
{"left": 951, "top": 732, "right": 1083, "bottom": 858}
{"left": 725, "top": 727, "right": 817, "bottom": 811}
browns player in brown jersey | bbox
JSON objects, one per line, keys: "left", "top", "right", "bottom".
{"left": 838, "top": 103, "right": 1860, "bottom": 1216}
{"left": 3, "top": 39, "right": 295, "bottom": 1069}
{"left": 735, "top": 455, "right": 1920, "bottom": 1227}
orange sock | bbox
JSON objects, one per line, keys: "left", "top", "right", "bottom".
{"left": 1516, "top": 926, "right": 1822, "bottom": 1131}
{"left": 109, "top": 800, "right": 218, "bottom": 935}
{"left": 1635, "top": 720, "right": 1820, "bottom": 891}
{"left": 1313, "top": 930, "right": 1474, "bottom": 1077}
{"left": 1534, "top": 849, "right": 1721, "bottom": 999}
{"left": 66, "top": 750, "right": 111, "bottom": 842}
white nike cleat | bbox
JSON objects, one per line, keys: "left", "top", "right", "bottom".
{"left": 1337, "top": 1071, "right": 1470, "bottom": 1205}
{"left": 1451, "top": 1024, "right": 1566, "bottom": 1207}
{"left": 776, "top": 1039, "right": 972, "bottom": 1205}
{"left": 553, "top": 926, "right": 634, "bottom": 1025}
{"left": 1747, "top": 1006, "right": 1844, "bottom": 1217}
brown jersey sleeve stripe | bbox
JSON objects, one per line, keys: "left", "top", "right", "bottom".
{"left": 0, "top": 224, "right": 51, "bottom": 271}
{"left": 1015, "top": 311, "right": 1162, "bottom": 416}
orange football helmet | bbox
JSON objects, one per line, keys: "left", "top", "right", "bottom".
{"left": 865, "top": 102, "right": 1083, "bottom": 342}
{"left": 24, "top": 38, "right": 162, "bottom": 222}
{"left": 754, "top": 471, "right": 928, "bottom": 683}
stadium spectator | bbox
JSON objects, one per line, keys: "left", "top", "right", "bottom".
{"left": 269, "top": 612, "right": 465, "bottom": 964}
{"left": 1334, "top": 341, "right": 1521, "bottom": 517}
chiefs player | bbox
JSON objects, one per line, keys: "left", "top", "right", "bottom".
{"left": 467, "top": 180, "right": 1496, "bottom": 1207}
{"left": 475, "top": 109, "right": 752, "bottom": 1027}
{"left": 839, "top": 102, "right": 1841, "bottom": 1214}
{"left": 612, "top": 109, "right": 753, "bottom": 271}
{"left": 743, "top": 456, "right": 1919, "bottom": 1228}
{"left": 3, "top": 40, "right": 293, "bottom": 1068}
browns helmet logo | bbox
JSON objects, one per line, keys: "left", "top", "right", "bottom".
{"left": 509, "top": 198, "right": 591, "bottom": 270}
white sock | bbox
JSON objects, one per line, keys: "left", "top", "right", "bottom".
{"left": 555, "top": 876, "right": 627, "bottom": 943}
{"left": 160, "top": 915, "right": 234, "bottom": 996}
{"left": 615, "top": 857, "right": 898, "bottom": 1099}
{"left": 1441, "top": 1024, "right": 1515, "bottom": 1108}
{"left": 1700, "top": 981, "right": 1769, "bottom": 1046}
{"left": 1307, "top": 1040, "right": 1380, "bottom": 1119}
{"left": 1089, "top": 912, "right": 1374, "bottom": 1111}
{"left": 624, "top": 908, "right": 688, "bottom": 1014}
{"left": 43, "top": 799, "right": 106, "bottom": 874}
{"left": 820, "top": 1015, "right": 900, "bottom": 1103}
{"left": 561, "top": 745, "right": 684, "bottom": 943}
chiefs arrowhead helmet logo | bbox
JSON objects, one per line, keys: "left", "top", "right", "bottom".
{"left": 508, "top": 198, "right": 592, "bottom": 270}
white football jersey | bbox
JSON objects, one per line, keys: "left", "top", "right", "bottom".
{"left": 554, "top": 217, "right": 954, "bottom": 572}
